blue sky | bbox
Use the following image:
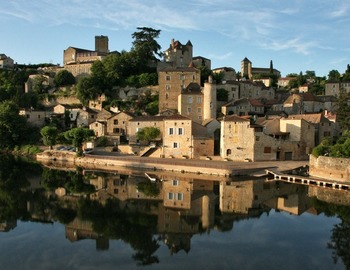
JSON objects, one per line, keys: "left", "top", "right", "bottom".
{"left": 1, "top": 0, "right": 350, "bottom": 77}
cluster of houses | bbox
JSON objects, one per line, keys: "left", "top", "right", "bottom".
{"left": 7, "top": 36, "right": 347, "bottom": 162}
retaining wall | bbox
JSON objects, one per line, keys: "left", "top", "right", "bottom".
{"left": 309, "top": 155, "right": 350, "bottom": 182}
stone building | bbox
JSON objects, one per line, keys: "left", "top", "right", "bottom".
{"left": 177, "top": 76, "right": 217, "bottom": 124}
{"left": 325, "top": 81, "right": 350, "bottom": 96}
{"left": 163, "top": 39, "right": 193, "bottom": 68}
{"left": 0, "top": 54, "right": 14, "bottom": 70}
{"left": 241, "top": 57, "right": 280, "bottom": 79}
{"left": 158, "top": 67, "right": 201, "bottom": 112}
{"left": 221, "top": 98, "right": 264, "bottom": 116}
{"left": 220, "top": 115, "right": 315, "bottom": 161}
{"left": 63, "top": 35, "right": 116, "bottom": 78}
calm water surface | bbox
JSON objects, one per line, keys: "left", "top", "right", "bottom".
{"left": 0, "top": 156, "right": 348, "bottom": 270}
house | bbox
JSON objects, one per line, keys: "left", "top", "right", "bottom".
{"left": 220, "top": 115, "right": 315, "bottom": 161}
{"left": 283, "top": 93, "right": 323, "bottom": 114}
{"left": 221, "top": 98, "right": 264, "bottom": 116}
{"left": 89, "top": 121, "right": 106, "bottom": 137}
{"left": 325, "top": 81, "right": 350, "bottom": 96}
{"left": 192, "top": 56, "right": 211, "bottom": 70}
{"left": 127, "top": 114, "right": 214, "bottom": 159}
{"left": 19, "top": 109, "right": 47, "bottom": 127}
{"left": 0, "top": 54, "right": 14, "bottom": 70}
{"left": 285, "top": 113, "right": 338, "bottom": 145}
{"left": 76, "top": 107, "right": 98, "bottom": 127}
{"left": 106, "top": 111, "right": 134, "bottom": 144}
{"left": 277, "top": 77, "right": 294, "bottom": 88}
{"left": 52, "top": 104, "right": 82, "bottom": 127}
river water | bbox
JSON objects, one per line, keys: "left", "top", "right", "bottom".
{"left": 0, "top": 155, "right": 348, "bottom": 270}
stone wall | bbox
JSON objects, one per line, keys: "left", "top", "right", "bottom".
{"left": 309, "top": 155, "right": 350, "bottom": 182}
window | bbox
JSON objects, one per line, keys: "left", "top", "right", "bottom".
{"left": 197, "top": 97, "right": 202, "bottom": 103}
{"left": 168, "top": 127, "right": 174, "bottom": 135}
{"left": 166, "top": 84, "right": 170, "bottom": 90}
{"left": 187, "top": 107, "right": 192, "bottom": 114}
{"left": 177, "top": 193, "right": 184, "bottom": 200}
{"left": 178, "top": 128, "right": 183, "bottom": 135}
{"left": 226, "top": 149, "right": 231, "bottom": 155}
{"left": 180, "top": 74, "right": 185, "bottom": 80}
{"left": 188, "top": 96, "right": 193, "bottom": 103}
{"left": 197, "top": 108, "right": 201, "bottom": 113}
{"left": 172, "top": 179, "right": 179, "bottom": 186}
{"left": 167, "top": 192, "right": 174, "bottom": 200}
{"left": 165, "top": 93, "right": 169, "bottom": 99}
{"left": 166, "top": 75, "right": 171, "bottom": 81}
{"left": 173, "top": 142, "right": 179, "bottom": 148}
{"left": 264, "top": 147, "right": 272, "bottom": 153}
{"left": 114, "top": 119, "right": 118, "bottom": 125}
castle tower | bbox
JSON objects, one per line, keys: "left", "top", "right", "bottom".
{"left": 241, "top": 57, "right": 252, "bottom": 79}
{"left": 203, "top": 75, "right": 217, "bottom": 121}
{"left": 95, "top": 35, "right": 109, "bottom": 54}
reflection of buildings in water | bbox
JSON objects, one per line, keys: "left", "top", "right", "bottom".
{"left": 0, "top": 220, "right": 17, "bottom": 232}
{"left": 220, "top": 178, "right": 312, "bottom": 216}
{"left": 65, "top": 217, "right": 109, "bottom": 251}
{"left": 264, "top": 182, "right": 311, "bottom": 215}
{"left": 308, "top": 186, "right": 350, "bottom": 206}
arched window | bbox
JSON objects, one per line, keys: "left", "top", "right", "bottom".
{"left": 226, "top": 149, "right": 232, "bottom": 155}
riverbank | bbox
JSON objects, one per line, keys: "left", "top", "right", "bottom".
{"left": 36, "top": 150, "right": 308, "bottom": 177}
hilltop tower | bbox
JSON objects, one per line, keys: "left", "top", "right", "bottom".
{"left": 95, "top": 35, "right": 109, "bottom": 54}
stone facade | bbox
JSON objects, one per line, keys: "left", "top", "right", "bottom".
{"left": 19, "top": 109, "right": 47, "bottom": 127}
{"left": 163, "top": 39, "right": 193, "bottom": 68}
{"left": 220, "top": 115, "right": 314, "bottom": 161}
{"left": 158, "top": 67, "right": 200, "bottom": 112}
{"left": 325, "top": 81, "right": 350, "bottom": 96}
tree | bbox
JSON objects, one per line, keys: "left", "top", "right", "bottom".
{"left": 0, "top": 101, "right": 28, "bottom": 149}
{"left": 217, "top": 88, "right": 229, "bottom": 102}
{"left": 63, "top": 127, "right": 95, "bottom": 153}
{"left": 40, "top": 126, "right": 58, "bottom": 150}
{"left": 136, "top": 127, "right": 160, "bottom": 144}
{"left": 336, "top": 92, "right": 350, "bottom": 132}
{"left": 131, "top": 27, "right": 163, "bottom": 63}
{"left": 54, "top": 70, "right": 75, "bottom": 87}
{"left": 328, "top": 70, "right": 341, "bottom": 81}
{"left": 75, "top": 77, "right": 101, "bottom": 106}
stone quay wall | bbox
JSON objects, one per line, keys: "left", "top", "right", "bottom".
{"left": 309, "top": 155, "right": 350, "bottom": 182}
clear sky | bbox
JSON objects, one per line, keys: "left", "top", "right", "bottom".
{"left": 1, "top": 0, "right": 350, "bottom": 77}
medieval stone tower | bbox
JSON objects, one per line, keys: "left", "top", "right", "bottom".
{"left": 95, "top": 35, "right": 109, "bottom": 54}
{"left": 164, "top": 39, "right": 193, "bottom": 68}
{"left": 203, "top": 75, "right": 217, "bottom": 121}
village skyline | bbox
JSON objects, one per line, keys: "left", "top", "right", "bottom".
{"left": 1, "top": 0, "right": 350, "bottom": 77}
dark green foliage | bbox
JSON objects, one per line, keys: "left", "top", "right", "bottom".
{"left": 336, "top": 92, "right": 350, "bottom": 132}
{"left": 63, "top": 127, "right": 95, "bottom": 151}
{"left": 54, "top": 70, "right": 75, "bottom": 87}
{"left": 312, "top": 145, "right": 330, "bottom": 157}
{"left": 217, "top": 88, "right": 229, "bottom": 102}
{"left": 0, "top": 101, "right": 30, "bottom": 149}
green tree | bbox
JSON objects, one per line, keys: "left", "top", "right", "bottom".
{"left": 40, "top": 126, "right": 58, "bottom": 150}
{"left": 131, "top": 27, "right": 163, "bottom": 63}
{"left": 136, "top": 127, "right": 160, "bottom": 144}
{"left": 336, "top": 92, "right": 350, "bottom": 132}
{"left": 199, "top": 66, "right": 213, "bottom": 86}
{"left": 0, "top": 101, "right": 28, "bottom": 149}
{"left": 217, "top": 88, "right": 229, "bottom": 102}
{"left": 328, "top": 70, "right": 341, "bottom": 81}
{"left": 63, "top": 127, "right": 95, "bottom": 153}
{"left": 54, "top": 70, "right": 75, "bottom": 87}
{"left": 75, "top": 77, "right": 101, "bottom": 106}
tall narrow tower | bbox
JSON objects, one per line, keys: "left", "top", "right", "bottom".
{"left": 203, "top": 76, "right": 217, "bottom": 121}
{"left": 95, "top": 35, "right": 109, "bottom": 53}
